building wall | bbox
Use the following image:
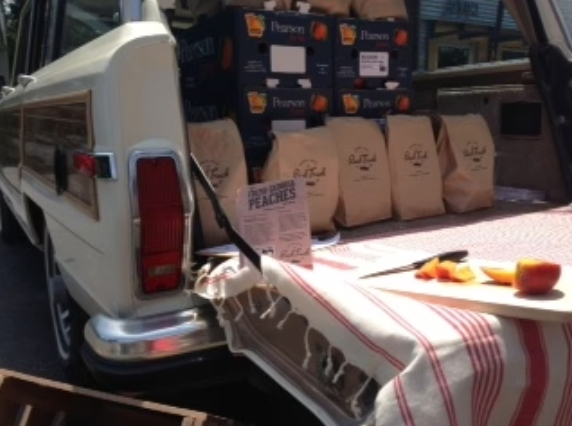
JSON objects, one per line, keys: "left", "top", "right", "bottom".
{"left": 419, "top": 0, "right": 518, "bottom": 30}
{"left": 414, "top": 0, "right": 527, "bottom": 71}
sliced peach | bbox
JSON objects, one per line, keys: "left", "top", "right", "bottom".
{"left": 480, "top": 267, "right": 515, "bottom": 286}
{"left": 436, "top": 261, "right": 457, "bottom": 281}
{"left": 414, "top": 269, "right": 431, "bottom": 280}
{"left": 417, "top": 257, "right": 439, "bottom": 279}
{"left": 451, "top": 264, "right": 476, "bottom": 283}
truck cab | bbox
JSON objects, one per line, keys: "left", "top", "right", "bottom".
{"left": 0, "top": 0, "right": 572, "bottom": 398}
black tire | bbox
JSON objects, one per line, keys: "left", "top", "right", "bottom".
{"left": 44, "top": 226, "right": 93, "bottom": 386}
{"left": 0, "top": 193, "right": 25, "bottom": 245}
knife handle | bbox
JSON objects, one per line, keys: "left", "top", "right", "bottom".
{"left": 411, "top": 250, "right": 469, "bottom": 269}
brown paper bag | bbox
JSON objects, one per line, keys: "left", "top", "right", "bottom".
{"left": 188, "top": 119, "right": 248, "bottom": 247}
{"left": 225, "top": 0, "right": 292, "bottom": 10}
{"left": 262, "top": 127, "right": 338, "bottom": 233}
{"left": 351, "top": 0, "right": 408, "bottom": 20}
{"left": 326, "top": 117, "right": 391, "bottom": 227}
{"left": 297, "top": 0, "right": 351, "bottom": 16}
{"left": 386, "top": 115, "right": 445, "bottom": 220}
{"left": 436, "top": 114, "right": 496, "bottom": 213}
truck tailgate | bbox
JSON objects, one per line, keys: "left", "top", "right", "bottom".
{"left": 338, "top": 200, "right": 570, "bottom": 264}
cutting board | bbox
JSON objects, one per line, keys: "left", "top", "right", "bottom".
{"left": 311, "top": 243, "right": 572, "bottom": 323}
{"left": 361, "top": 260, "right": 572, "bottom": 323}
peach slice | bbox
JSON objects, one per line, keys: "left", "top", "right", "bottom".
{"left": 480, "top": 267, "right": 515, "bottom": 286}
{"left": 415, "top": 257, "right": 439, "bottom": 280}
{"left": 514, "top": 258, "right": 562, "bottom": 295}
{"left": 436, "top": 261, "right": 457, "bottom": 281}
{"left": 451, "top": 264, "right": 476, "bottom": 283}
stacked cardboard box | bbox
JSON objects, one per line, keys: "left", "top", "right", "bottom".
{"left": 331, "top": 17, "right": 414, "bottom": 124}
{"left": 174, "top": 7, "right": 334, "bottom": 180}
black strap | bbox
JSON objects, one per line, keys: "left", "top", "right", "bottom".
{"left": 189, "top": 153, "right": 262, "bottom": 271}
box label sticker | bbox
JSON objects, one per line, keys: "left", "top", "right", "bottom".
{"left": 359, "top": 51, "right": 389, "bottom": 77}
{"left": 270, "top": 45, "right": 307, "bottom": 74}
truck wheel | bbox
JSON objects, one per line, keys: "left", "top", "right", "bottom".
{"left": 0, "top": 193, "right": 25, "bottom": 245}
{"left": 44, "top": 227, "right": 91, "bottom": 385}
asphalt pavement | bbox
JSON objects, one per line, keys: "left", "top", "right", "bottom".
{"left": 0, "top": 239, "right": 65, "bottom": 381}
{"left": 0, "top": 239, "right": 320, "bottom": 426}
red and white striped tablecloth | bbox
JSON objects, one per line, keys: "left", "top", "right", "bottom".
{"left": 198, "top": 242, "right": 572, "bottom": 426}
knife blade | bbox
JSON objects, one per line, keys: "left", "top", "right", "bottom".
{"left": 359, "top": 250, "right": 469, "bottom": 279}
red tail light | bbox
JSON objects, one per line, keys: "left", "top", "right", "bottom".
{"left": 136, "top": 157, "right": 185, "bottom": 295}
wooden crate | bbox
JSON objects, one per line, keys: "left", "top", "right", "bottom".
{"left": 0, "top": 369, "right": 250, "bottom": 426}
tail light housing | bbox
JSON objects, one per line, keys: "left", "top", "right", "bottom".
{"left": 131, "top": 153, "right": 189, "bottom": 296}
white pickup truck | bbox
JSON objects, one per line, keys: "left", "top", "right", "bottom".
{"left": 0, "top": 0, "right": 571, "bottom": 404}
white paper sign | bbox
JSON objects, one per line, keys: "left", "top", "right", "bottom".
{"left": 236, "top": 178, "right": 312, "bottom": 268}
{"left": 359, "top": 51, "right": 389, "bottom": 77}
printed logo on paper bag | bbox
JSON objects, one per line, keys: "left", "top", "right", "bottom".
{"left": 311, "top": 21, "right": 329, "bottom": 41}
{"left": 404, "top": 144, "right": 428, "bottom": 168}
{"left": 200, "top": 160, "right": 230, "bottom": 189}
{"left": 342, "top": 94, "right": 360, "bottom": 114}
{"left": 247, "top": 92, "right": 267, "bottom": 114}
{"left": 339, "top": 23, "right": 357, "bottom": 46}
{"left": 463, "top": 140, "right": 487, "bottom": 163}
{"left": 294, "top": 159, "right": 326, "bottom": 187}
{"left": 245, "top": 13, "right": 266, "bottom": 38}
{"left": 348, "top": 147, "right": 377, "bottom": 172}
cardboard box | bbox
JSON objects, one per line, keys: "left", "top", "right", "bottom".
{"left": 333, "top": 88, "right": 413, "bottom": 118}
{"left": 333, "top": 18, "right": 413, "bottom": 90}
{"left": 174, "top": 7, "right": 334, "bottom": 90}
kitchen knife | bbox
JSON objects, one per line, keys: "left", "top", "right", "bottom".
{"left": 359, "top": 250, "right": 469, "bottom": 279}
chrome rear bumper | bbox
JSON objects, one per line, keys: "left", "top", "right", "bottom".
{"left": 84, "top": 306, "right": 227, "bottom": 362}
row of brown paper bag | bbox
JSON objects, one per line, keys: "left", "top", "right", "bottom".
{"left": 178, "top": 0, "right": 408, "bottom": 20}
{"left": 261, "top": 114, "right": 496, "bottom": 231}
{"left": 187, "top": 114, "right": 495, "bottom": 247}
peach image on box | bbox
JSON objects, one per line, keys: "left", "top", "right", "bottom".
{"left": 311, "top": 21, "right": 329, "bottom": 41}
{"left": 247, "top": 92, "right": 267, "bottom": 114}
{"left": 339, "top": 23, "right": 356, "bottom": 45}
{"left": 311, "top": 95, "right": 328, "bottom": 113}
{"left": 342, "top": 94, "right": 359, "bottom": 114}
{"left": 396, "top": 95, "right": 411, "bottom": 112}
{"left": 245, "top": 13, "right": 265, "bottom": 38}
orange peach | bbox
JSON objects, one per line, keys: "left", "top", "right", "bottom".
{"left": 513, "top": 258, "right": 561, "bottom": 295}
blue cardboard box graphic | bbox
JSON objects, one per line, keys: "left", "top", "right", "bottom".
{"left": 174, "top": 7, "right": 334, "bottom": 89}
{"left": 334, "top": 88, "right": 413, "bottom": 117}
{"left": 333, "top": 18, "right": 413, "bottom": 89}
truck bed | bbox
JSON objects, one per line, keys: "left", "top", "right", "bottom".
{"left": 340, "top": 200, "right": 572, "bottom": 264}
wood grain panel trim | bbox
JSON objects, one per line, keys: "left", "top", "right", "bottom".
{"left": 22, "top": 90, "right": 99, "bottom": 220}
